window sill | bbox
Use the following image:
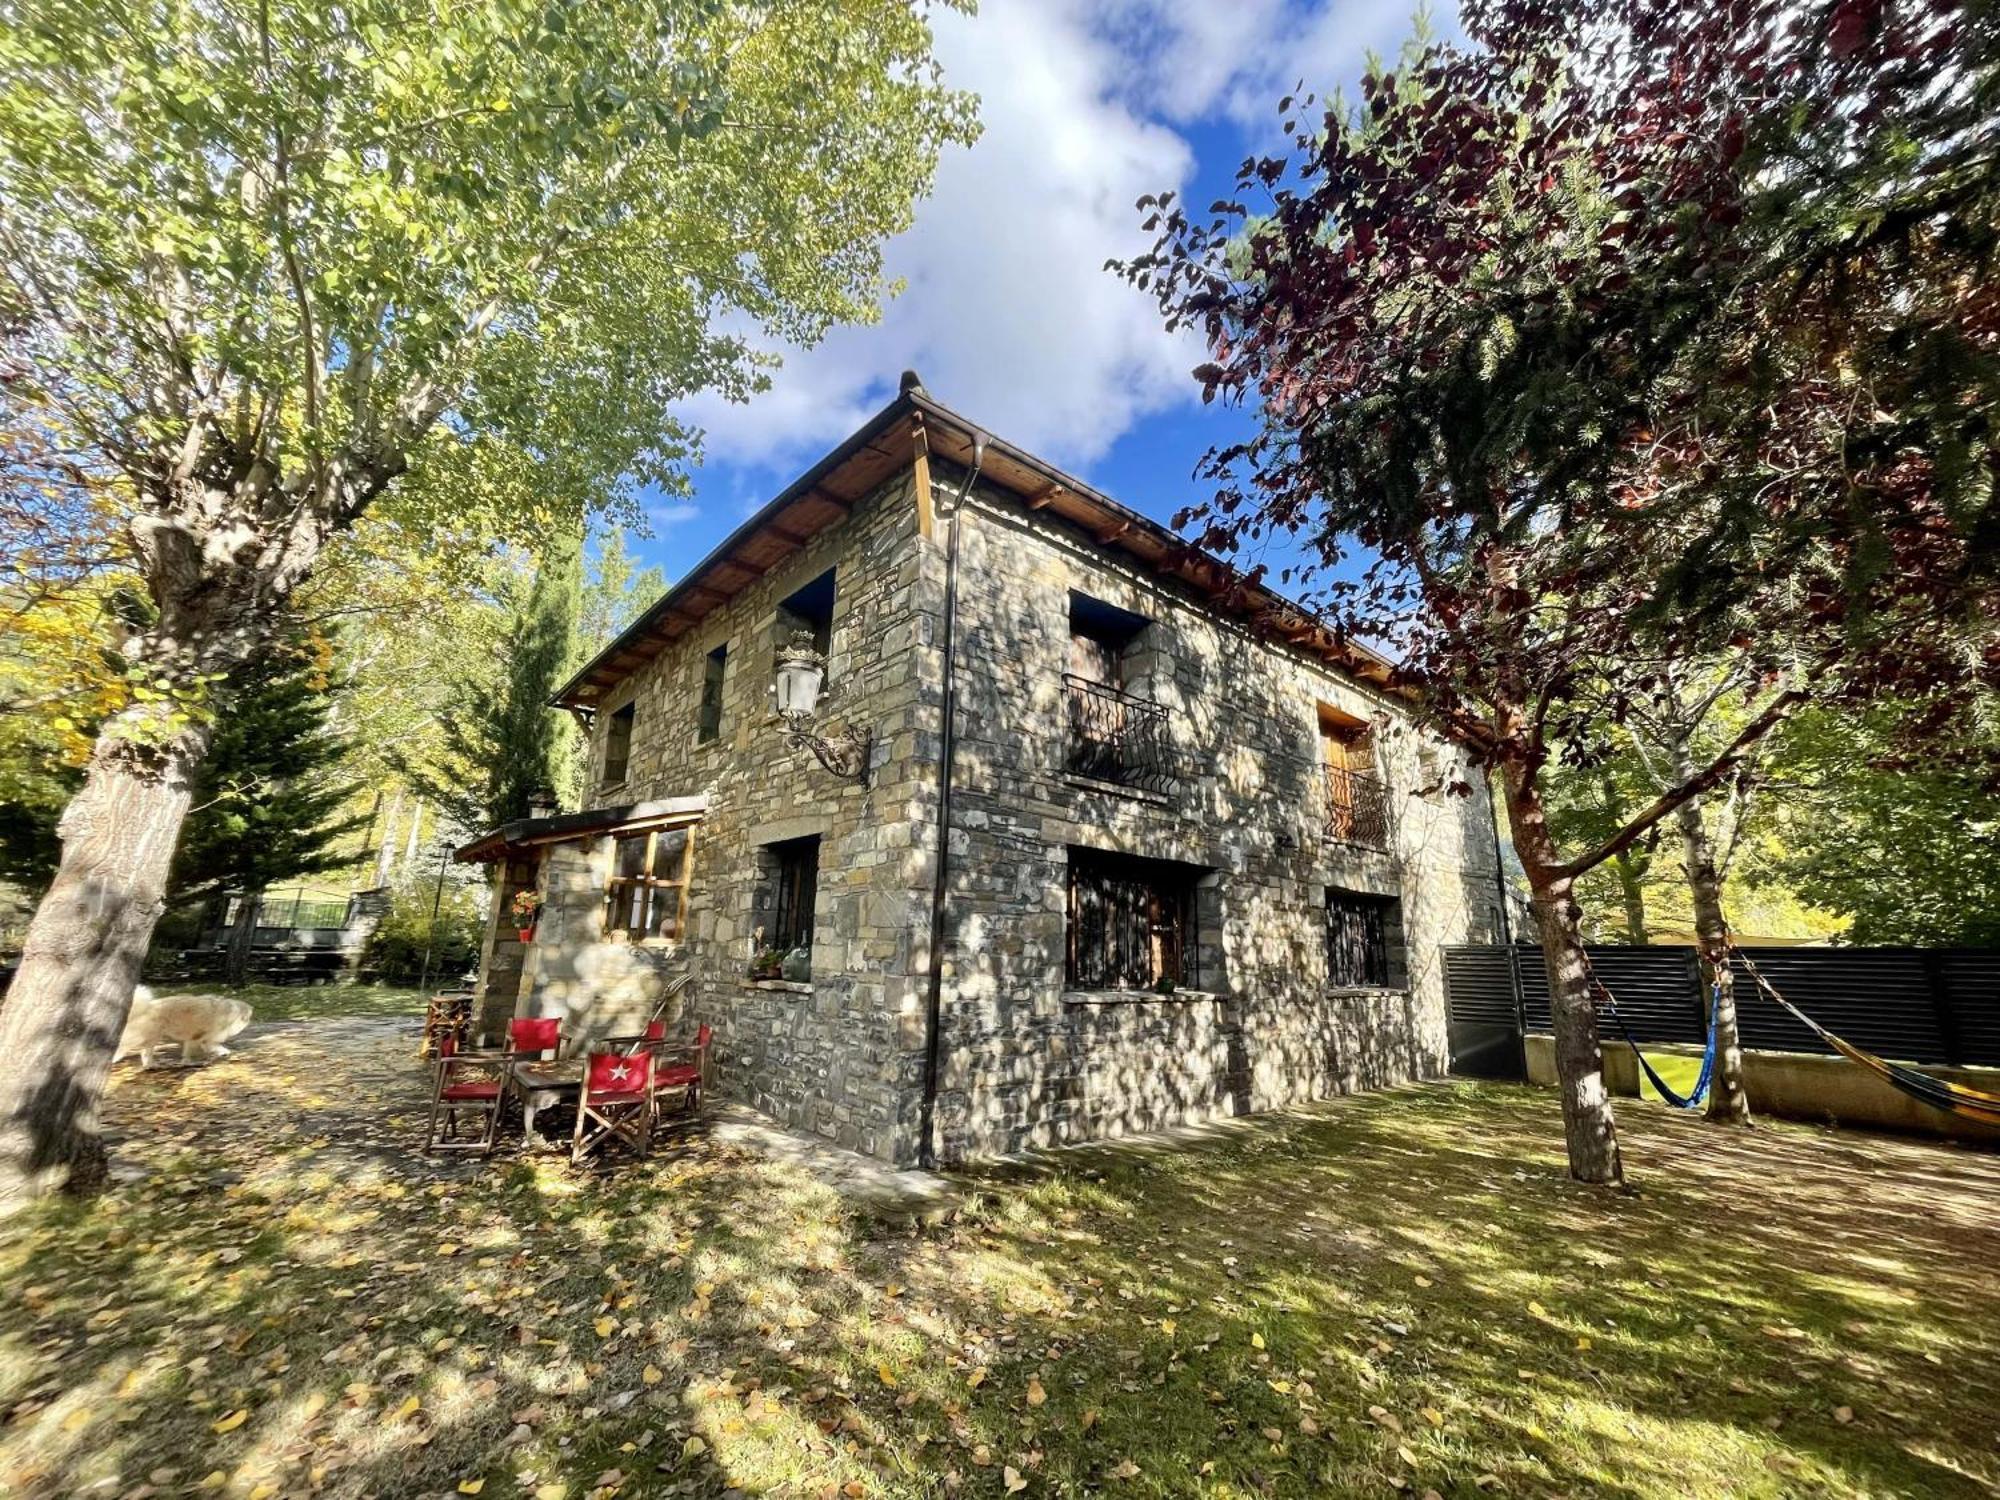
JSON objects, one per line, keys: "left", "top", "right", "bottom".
{"left": 1063, "top": 987, "right": 1227, "bottom": 1007}
{"left": 742, "top": 979, "right": 812, "bottom": 994}
{"left": 1062, "top": 773, "right": 1172, "bottom": 807}
{"left": 1324, "top": 985, "right": 1407, "bottom": 1000}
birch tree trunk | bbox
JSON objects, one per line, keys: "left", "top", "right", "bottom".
{"left": 1673, "top": 789, "right": 1753, "bottom": 1124}
{"left": 1504, "top": 763, "right": 1625, "bottom": 1185}
{"left": 0, "top": 709, "right": 210, "bottom": 1207}
{"left": 1611, "top": 850, "right": 1650, "bottom": 945}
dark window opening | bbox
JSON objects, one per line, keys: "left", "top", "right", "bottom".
{"left": 605, "top": 825, "right": 693, "bottom": 941}
{"left": 1066, "top": 848, "right": 1200, "bottom": 990}
{"left": 765, "top": 835, "right": 821, "bottom": 954}
{"left": 1326, "top": 889, "right": 1394, "bottom": 988}
{"left": 697, "top": 643, "right": 727, "bottom": 744}
{"left": 602, "top": 701, "right": 635, "bottom": 784}
{"left": 776, "top": 568, "right": 837, "bottom": 678}
{"left": 1067, "top": 591, "right": 1149, "bottom": 687}
{"left": 1065, "top": 593, "right": 1172, "bottom": 792}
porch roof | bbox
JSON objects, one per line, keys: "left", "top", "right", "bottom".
{"left": 454, "top": 795, "right": 708, "bottom": 864}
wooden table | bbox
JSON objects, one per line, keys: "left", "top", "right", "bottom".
{"left": 509, "top": 1059, "right": 583, "bottom": 1149}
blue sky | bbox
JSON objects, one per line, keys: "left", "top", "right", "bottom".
{"left": 623, "top": 0, "right": 1449, "bottom": 585}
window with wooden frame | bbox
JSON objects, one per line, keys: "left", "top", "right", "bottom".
{"left": 602, "top": 701, "right": 635, "bottom": 785}
{"left": 696, "top": 644, "right": 727, "bottom": 744}
{"left": 765, "top": 835, "right": 821, "bottom": 953}
{"left": 1065, "top": 848, "right": 1199, "bottom": 991}
{"left": 1325, "top": 888, "right": 1395, "bottom": 988}
{"left": 604, "top": 824, "right": 695, "bottom": 942}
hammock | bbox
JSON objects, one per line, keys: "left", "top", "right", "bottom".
{"left": 1737, "top": 953, "right": 2000, "bottom": 1129}
{"left": 1590, "top": 969, "right": 1717, "bottom": 1111}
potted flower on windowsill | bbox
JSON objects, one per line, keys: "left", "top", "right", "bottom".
{"left": 512, "top": 889, "right": 543, "bottom": 945}
{"left": 746, "top": 926, "right": 784, "bottom": 981}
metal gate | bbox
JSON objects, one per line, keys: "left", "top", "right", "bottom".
{"left": 1443, "top": 946, "right": 1525, "bottom": 1079}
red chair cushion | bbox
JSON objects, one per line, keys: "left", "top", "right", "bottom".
{"left": 644, "top": 1019, "right": 667, "bottom": 1041}
{"left": 656, "top": 1064, "right": 701, "bottom": 1088}
{"left": 511, "top": 1017, "right": 561, "bottom": 1053}
{"left": 442, "top": 1080, "right": 502, "bottom": 1101}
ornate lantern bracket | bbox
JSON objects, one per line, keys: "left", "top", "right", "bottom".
{"left": 774, "top": 629, "right": 871, "bottom": 784}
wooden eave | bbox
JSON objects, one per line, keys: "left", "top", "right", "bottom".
{"left": 553, "top": 385, "right": 1399, "bottom": 712}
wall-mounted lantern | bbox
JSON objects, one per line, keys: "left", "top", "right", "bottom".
{"left": 775, "top": 629, "right": 870, "bottom": 782}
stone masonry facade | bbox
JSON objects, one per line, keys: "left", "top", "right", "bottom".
{"left": 469, "top": 412, "right": 1506, "bottom": 1168}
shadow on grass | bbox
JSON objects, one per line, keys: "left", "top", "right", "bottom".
{"left": 1, "top": 1019, "right": 1995, "bottom": 1498}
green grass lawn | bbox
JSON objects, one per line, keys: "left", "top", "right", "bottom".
{"left": 205, "top": 980, "right": 429, "bottom": 1023}
{"left": 2, "top": 1002, "right": 1996, "bottom": 1499}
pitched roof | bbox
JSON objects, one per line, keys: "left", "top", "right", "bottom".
{"left": 552, "top": 376, "right": 1394, "bottom": 710}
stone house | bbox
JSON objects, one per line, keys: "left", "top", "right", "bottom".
{"left": 457, "top": 374, "right": 1510, "bottom": 1167}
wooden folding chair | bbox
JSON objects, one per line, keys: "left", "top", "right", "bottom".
{"left": 425, "top": 1035, "right": 507, "bottom": 1154}
{"left": 571, "top": 1050, "right": 654, "bottom": 1166}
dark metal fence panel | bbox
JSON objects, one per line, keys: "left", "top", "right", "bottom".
{"left": 1940, "top": 952, "right": 2000, "bottom": 1067}
{"left": 1728, "top": 949, "right": 1956, "bottom": 1064}
{"left": 1443, "top": 946, "right": 1524, "bottom": 1079}
{"left": 1444, "top": 947, "right": 1517, "bottom": 1025}
{"left": 1460, "top": 941, "right": 2000, "bottom": 1068}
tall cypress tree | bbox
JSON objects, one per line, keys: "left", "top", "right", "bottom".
{"left": 401, "top": 529, "right": 584, "bottom": 830}
{"left": 169, "top": 641, "right": 370, "bottom": 906}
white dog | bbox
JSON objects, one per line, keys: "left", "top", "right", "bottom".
{"left": 115, "top": 986, "right": 254, "bottom": 1069}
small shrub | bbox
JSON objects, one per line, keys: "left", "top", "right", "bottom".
{"left": 363, "top": 875, "right": 486, "bottom": 985}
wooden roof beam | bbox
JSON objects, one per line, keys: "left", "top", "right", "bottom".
{"left": 1094, "top": 519, "right": 1132, "bottom": 547}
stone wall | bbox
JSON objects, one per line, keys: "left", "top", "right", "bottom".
{"left": 928, "top": 463, "right": 1508, "bottom": 1161}
{"left": 529, "top": 466, "right": 947, "bottom": 1162}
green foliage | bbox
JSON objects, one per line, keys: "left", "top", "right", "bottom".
{"left": 168, "top": 638, "right": 371, "bottom": 906}
{"left": 0, "top": 0, "right": 977, "bottom": 710}
{"left": 394, "top": 529, "right": 583, "bottom": 829}
{"left": 1753, "top": 706, "right": 2000, "bottom": 948}
{"left": 361, "top": 870, "right": 485, "bottom": 985}
{"left": 1, "top": 622, "right": 369, "bottom": 903}
{"left": 580, "top": 523, "right": 667, "bottom": 656}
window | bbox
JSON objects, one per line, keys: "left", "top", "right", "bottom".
{"left": 776, "top": 569, "right": 837, "bottom": 679}
{"left": 1325, "top": 889, "right": 1396, "bottom": 988}
{"left": 604, "top": 824, "right": 694, "bottom": 941}
{"left": 1064, "top": 593, "right": 1172, "bottom": 792}
{"left": 764, "top": 835, "right": 821, "bottom": 954}
{"left": 1067, "top": 591, "right": 1149, "bottom": 687}
{"left": 1066, "top": 848, "right": 1199, "bottom": 990}
{"left": 602, "top": 701, "right": 635, "bottom": 785}
{"left": 1318, "top": 704, "right": 1388, "bottom": 846}
{"left": 697, "top": 643, "right": 727, "bottom": 744}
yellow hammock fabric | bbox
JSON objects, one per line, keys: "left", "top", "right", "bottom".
{"left": 1738, "top": 955, "right": 2000, "bottom": 1129}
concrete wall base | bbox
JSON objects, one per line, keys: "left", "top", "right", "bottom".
{"left": 1523, "top": 1034, "right": 2000, "bottom": 1143}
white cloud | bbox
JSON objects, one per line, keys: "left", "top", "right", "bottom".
{"left": 646, "top": 501, "right": 699, "bottom": 528}
{"left": 677, "top": 1, "right": 1453, "bottom": 487}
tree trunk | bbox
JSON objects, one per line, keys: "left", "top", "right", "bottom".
{"left": 223, "top": 887, "right": 261, "bottom": 986}
{"left": 1674, "top": 791, "right": 1752, "bottom": 1125}
{"left": 373, "top": 787, "right": 403, "bottom": 887}
{"left": 0, "top": 713, "right": 209, "bottom": 1208}
{"left": 1612, "top": 851, "right": 1650, "bottom": 945}
{"left": 1503, "top": 764, "right": 1625, "bottom": 1185}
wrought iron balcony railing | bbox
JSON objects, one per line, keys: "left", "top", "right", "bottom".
{"left": 1063, "top": 673, "right": 1176, "bottom": 795}
{"left": 1324, "top": 763, "right": 1390, "bottom": 848}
